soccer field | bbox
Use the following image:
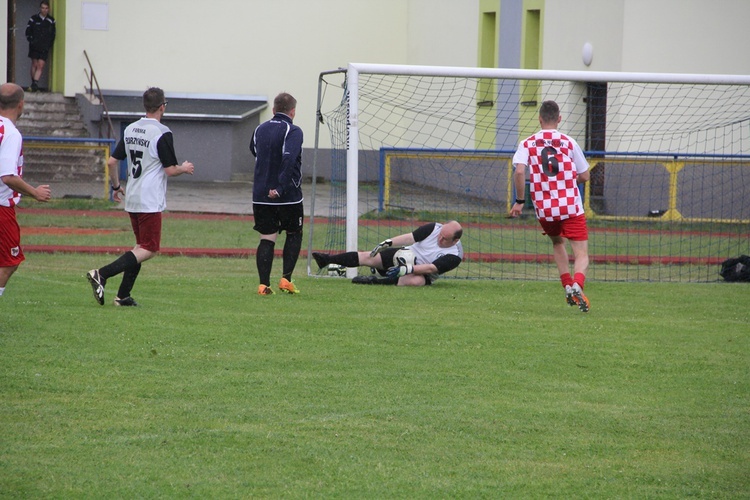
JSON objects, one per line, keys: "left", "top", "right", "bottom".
{"left": 1, "top": 253, "right": 748, "bottom": 497}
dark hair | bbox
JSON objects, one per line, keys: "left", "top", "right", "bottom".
{"left": 274, "top": 93, "right": 297, "bottom": 114}
{"left": 143, "top": 87, "right": 166, "bottom": 113}
{"left": 539, "top": 100, "right": 560, "bottom": 124}
{"left": 40, "top": 1, "right": 50, "bottom": 7}
{"left": 0, "top": 84, "right": 24, "bottom": 110}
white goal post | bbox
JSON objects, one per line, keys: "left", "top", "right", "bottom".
{"left": 309, "top": 63, "right": 750, "bottom": 282}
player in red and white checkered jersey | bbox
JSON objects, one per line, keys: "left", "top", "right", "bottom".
{"left": 510, "top": 100, "right": 591, "bottom": 312}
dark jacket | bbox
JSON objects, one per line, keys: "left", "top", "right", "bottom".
{"left": 26, "top": 13, "right": 56, "bottom": 51}
{"left": 250, "top": 113, "right": 304, "bottom": 204}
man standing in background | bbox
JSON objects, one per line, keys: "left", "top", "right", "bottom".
{"left": 25, "top": 1, "right": 56, "bottom": 92}
{"left": 250, "top": 92, "right": 304, "bottom": 296}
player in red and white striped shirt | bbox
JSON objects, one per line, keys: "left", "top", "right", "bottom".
{"left": 510, "top": 100, "right": 591, "bottom": 312}
{"left": 0, "top": 83, "right": 51, "bottom": 298}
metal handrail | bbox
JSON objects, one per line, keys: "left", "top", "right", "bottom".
{"left": 83, "top": 50, "right": 116, "bottom": 140}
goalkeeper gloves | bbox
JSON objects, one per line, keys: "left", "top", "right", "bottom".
{"left": 369, "top": 238, "right": 393, "bottom": 257}
{"left": 386, "top": 263, "right": 413, "bottom": 278}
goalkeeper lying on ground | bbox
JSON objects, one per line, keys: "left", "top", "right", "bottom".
{"left": 312, "top": 221, "right": 463, "bottom": 286}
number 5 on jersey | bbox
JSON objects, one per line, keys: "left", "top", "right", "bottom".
{"left": 129, "top": 149, "right": 144, "bottom": 178}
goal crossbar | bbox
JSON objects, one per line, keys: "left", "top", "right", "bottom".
{"left": 349, "top": 63, "right": 750, "bottom": 85}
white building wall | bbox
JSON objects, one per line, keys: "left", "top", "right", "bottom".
{"left": 4, "top": 0, "right": 747, "bottom": 145}
{"left": 407, "top": 0, "right": 480, "bottom": 67}
{"left": 0, "top": 7, "right": 6, "bottom": 78}
{"left": 619, "top": 0, "right": 748, "bottom": 75}
{"left": 542, "top": 0, "right": 750, "bottom": 76}
{"left": 543, "top": 0, "right": 626, "bottom": 72}
{"left": 64, "top": 0, "right": 414, "bottom": 139}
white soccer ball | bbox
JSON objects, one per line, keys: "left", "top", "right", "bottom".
{"left": 394, "top": 247, "right": 416, "bottom": 267}
{"left": 327, "top": 263, "right": 347, "bottom": 277}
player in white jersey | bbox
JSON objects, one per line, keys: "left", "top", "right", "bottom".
{"left": 0, "top": 83, "right": 51, "bottom": 297}
{"left": 312, "top": 221, "right": 463, "bottom": 286}
{"left": 86, "top": 87, "right": 194, "bottom": 306}
{"left": 510, "top": 100, "right": 591, "bottom": 312}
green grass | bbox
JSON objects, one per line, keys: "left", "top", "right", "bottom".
{"left": 19, "top": 208, "right": 748, "bottom": 259}
{"left": 19, "top": 212, "right": 257, "bottom": 250}
{"left": 32, "top": 197, "right": 117, "bottom": 211}
{"left": 1, "top": 253, "right": 748, "bottom": 497}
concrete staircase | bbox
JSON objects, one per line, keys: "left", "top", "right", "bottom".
{"left": 17, "top": 92, "right": 89, "bottom": 138}
{"left": 16, "top": 92, "right": 108, "bottom": 197}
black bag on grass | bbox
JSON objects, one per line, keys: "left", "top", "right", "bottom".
{"left": 719, "top": 255, "right": 750, "bottom": 282}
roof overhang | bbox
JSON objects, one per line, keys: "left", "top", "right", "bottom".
{"left": 99, "top": 90, "right": 268, "bottom": 122}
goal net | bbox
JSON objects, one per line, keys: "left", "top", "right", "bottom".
{"left": 308, "top": 64, "right": 750, "bottom": 282}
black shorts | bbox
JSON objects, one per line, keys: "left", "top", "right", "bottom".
{"left": 28, "top": 47, "right": 49, "bottom": 61}
{"left": 378, "top": 247, "right": 400, "bottom": 269}
{"left": 253, "top": 202, "right": 304, "bottom": 235}
{"left": 378, "top": 247, "right": 435, "bottom": 285}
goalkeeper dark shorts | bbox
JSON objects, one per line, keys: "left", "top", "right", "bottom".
{"left": 378, "top": 247, "right": 435, "bottom": 285}
{"left": 378, "top": 247, "right": 401, "bottom": 269}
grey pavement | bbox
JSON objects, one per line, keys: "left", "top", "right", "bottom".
{"left": 135, "top": 180, "right": 343, "bottom": 217}
{"left": 46, "top": 178, "right": 371, "bottom": 217}
{"left": 49, "top": 179, "right": 487, "bottom": 218}
{"left": 162, "top": 181, "right": 487, "bottom": 217}
{"left": 164, "top": 181, "right": 253, "bottom": 215}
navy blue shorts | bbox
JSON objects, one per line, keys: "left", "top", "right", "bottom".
{"left": 253, "top": 202, "right": 304, "bottom": 235}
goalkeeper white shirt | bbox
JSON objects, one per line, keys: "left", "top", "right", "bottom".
{"left": 0, "top": 117, "right": 24, "bottom": 208}
{"left": 513, "top": 129, "right": 589, "bottom": 221}
{"left": 410, "top": 222, "right": 464, "bottom": 267}
{"left": 112, "top": 117, "right": 178, "bottom": 213}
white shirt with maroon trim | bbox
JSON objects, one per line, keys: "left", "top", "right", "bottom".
{"left": 513, "top": 129, "right": 589, "bottom": 221}
{"left": 0, "top": 117, "right": 24, "bottom": 208}
{"left": 117, "top": 118, "right": 173, "bottom": 213}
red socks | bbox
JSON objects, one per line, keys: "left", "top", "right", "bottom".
{"left": 561, "top": 273, "right": 586, "bottom": 289}
{"left": 574, "top": 272, "right": 586, "bottom": 289}
{"left": 560, "top": 273, "right": 574, "bottom": 287}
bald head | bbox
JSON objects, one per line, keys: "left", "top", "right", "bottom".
{"left": 0, "top": 83, "right": 24, "bottom": 110}
{"left": 0, "top": 83, "right": 25, "bottom": 122}
{"left": 443, "top": 220, "right": 463, "bottom": 240}
{"left": 437, "top": 220, "right": 462, "bottom": 248}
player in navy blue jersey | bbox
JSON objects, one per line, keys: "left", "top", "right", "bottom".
{"left": 86, "top": 87, "right": 194, "bottom": 306}
{"left": 250, "top": 92, "right": 304, "bottom": 295}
